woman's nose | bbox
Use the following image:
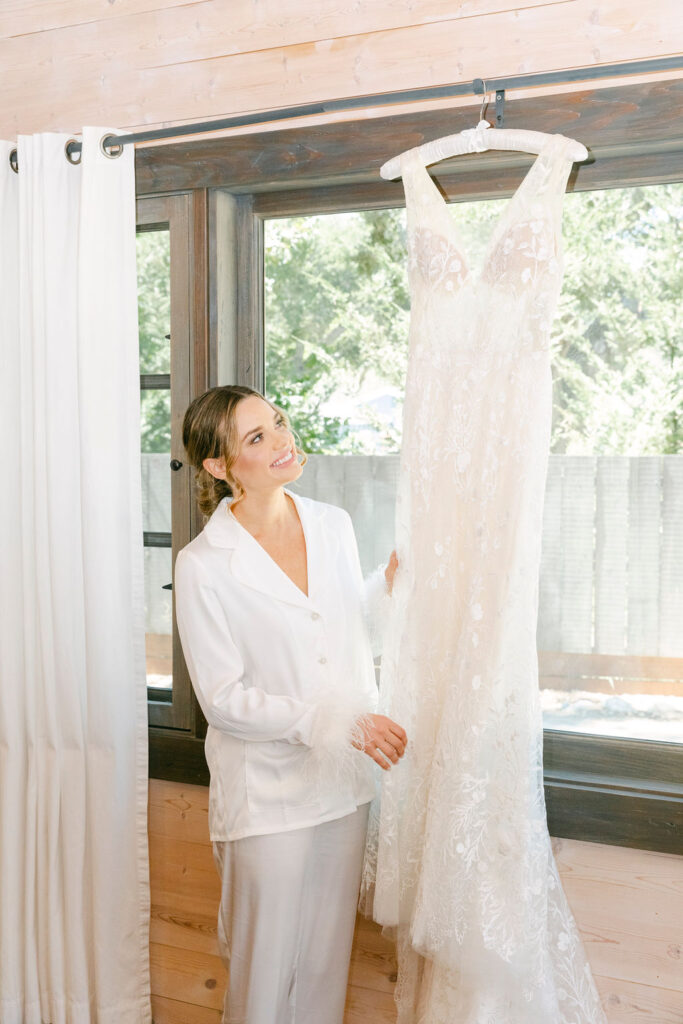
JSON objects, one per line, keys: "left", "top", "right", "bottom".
{"left": 270, "top": 436, "right": 292, "bottom": 460}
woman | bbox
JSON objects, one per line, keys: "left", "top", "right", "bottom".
{"left": 174, "top": 384, "right": 406, "bottom": 1024}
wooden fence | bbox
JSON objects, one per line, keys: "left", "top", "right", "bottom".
{"left": 142, "top": 453, "right": 683, "bottom": 661}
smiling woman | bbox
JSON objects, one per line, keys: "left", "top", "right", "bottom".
{"left": 172, "top": 383, "right": 403, "bottom": 1024}
{"left": 201, "top": 391, "right": 312, "bottom": 596}
{"left": 180, "top": 385, "right": 308, "bottom": 519}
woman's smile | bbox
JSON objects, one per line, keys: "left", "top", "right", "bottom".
{"left": 270, "top": 447, "right": 295, "bottom": 468}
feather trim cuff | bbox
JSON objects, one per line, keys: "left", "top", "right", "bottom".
{"left": 301, "top": 689, "right": 376, "bottom": 791}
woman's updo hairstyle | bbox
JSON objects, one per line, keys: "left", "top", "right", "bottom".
{"left": 181, "top": 385, "right": 307, "bottom": 520}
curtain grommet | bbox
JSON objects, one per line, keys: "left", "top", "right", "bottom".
{"left": 100, "top": 133, "right": 124, "bottom": 159}
{"left": 9, "top": 148, "right": 18, "bottom": 173}
{"left": 64, "top": 138, "right": 82, "bottom": 165}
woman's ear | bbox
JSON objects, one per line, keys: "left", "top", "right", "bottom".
{"left": 202, "top": 456, "right": 227, "bottom": 481}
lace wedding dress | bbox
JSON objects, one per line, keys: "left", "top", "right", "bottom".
{"left": 359, "top": 134, "right": 608, "bottom": 1024}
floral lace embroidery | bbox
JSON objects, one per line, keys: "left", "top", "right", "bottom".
{"left": 409, "top": 215, "right": 559, "bottom": 296}
{"left": 408, "top": 228, "right": 467, "bottom": 292}
{"left": 359, "top": 136, "right": 608, "bottom": 1024}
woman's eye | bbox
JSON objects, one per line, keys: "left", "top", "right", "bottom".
{"left": 250, "top": 418, "right": 285, "bottom": 444}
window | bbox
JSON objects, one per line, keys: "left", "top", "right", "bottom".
{"left": 264, "top": 186, "right": 683, "bottom": 747}
{"left": 140, "top": 80, "right": 683, "bottom": 851}
{"left": 136, "top": 193, "right": 201, "bottom": 731}
{"left": 137, "top": 226, "right": 172, "bottom": 695}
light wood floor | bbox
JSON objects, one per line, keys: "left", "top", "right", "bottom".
{"left": 149, "top": 779, "right": 683, "bottom": 1024}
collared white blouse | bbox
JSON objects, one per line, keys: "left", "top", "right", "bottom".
{"left": 174, "top": 488, "right": 389, "bottom": 842}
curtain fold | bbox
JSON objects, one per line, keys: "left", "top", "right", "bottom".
{"left": 0, "top": 128, "right": 151, "bottom": 1024}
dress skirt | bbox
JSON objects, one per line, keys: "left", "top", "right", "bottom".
{"left": 212, "top": 801, "right": 371, "bottom": 1024}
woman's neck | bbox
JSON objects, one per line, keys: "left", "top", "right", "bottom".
{"left": 229, "top": 487, "right": 293, "bottom": 537}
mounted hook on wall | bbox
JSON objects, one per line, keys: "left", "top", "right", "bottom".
{"left": 473, "top": 79, "right": 506, "bottom": 128}
{"left": 495, "top": 89, "right": 506, "bottom": 128}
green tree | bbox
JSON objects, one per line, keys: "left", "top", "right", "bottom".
{"left": 265, "top": 210, "right": 410, "bottom": 453}
{"left": 135, "top": 185, "right": 682, "bottom": 458}
{"left": 136, "top": 230, "right": 171, "bottom": 452}
{"left": 264, "top": 183, "right": 682, "bottom": 456}
{"left": 553, "top": 184, "right": 682, "bottom": 454}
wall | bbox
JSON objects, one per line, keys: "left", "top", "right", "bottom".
{"left": 0, "top": 1, "right": 682, "bottom": 143}
{"left": 149, "top": 779, "right": 683, "bottom": 1024}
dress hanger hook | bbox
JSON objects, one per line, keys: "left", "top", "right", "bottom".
{"left": 479, "top": 82, "right": 492, "bottom": 125}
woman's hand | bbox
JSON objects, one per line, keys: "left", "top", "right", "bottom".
{"left": 385, "top": 549, "right": 399, "bottom": 595}
{"left": 352, "top": 713, "right": 408, "bottom": 770}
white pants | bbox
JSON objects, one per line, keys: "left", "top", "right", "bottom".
{"left": 212, "top": 802, "right": 371, "bottom": 1024}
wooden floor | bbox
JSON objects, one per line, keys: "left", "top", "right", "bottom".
{"left": 149, "top": 779, "right": 683, "bottom": 1024}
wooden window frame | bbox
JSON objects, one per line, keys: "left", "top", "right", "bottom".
{"left": 137, "top": 191, "right": 209, "bottom": 732}
{"left": 141, "top": 77, "right": 683, "bottom": 855}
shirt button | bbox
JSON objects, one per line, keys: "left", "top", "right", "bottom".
{"left": 311, "top": 611, "right": 320, "bottom": 620}
{"left": 318, "top": 655, "right": 327, "bottom": 664}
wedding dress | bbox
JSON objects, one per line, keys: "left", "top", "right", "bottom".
{"left": 359, "top": 133, "right": 608, "bottom": 1024}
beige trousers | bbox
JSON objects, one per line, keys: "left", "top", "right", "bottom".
{"left": 212, "top": 801, "right": 371, "bottom": 1024}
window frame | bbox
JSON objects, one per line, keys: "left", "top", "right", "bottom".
{"left": 137, "top": 191, "right": 209, "bottom": 732}
{"left": 140, "top": 77, "right": 683, "bottom": 855}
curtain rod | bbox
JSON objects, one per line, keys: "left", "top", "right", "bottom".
{"left": 8, "top": 55, "right": 683, "bottom": 170}
{"left": 85, "top": 55, "right": 683, "bottom": 156}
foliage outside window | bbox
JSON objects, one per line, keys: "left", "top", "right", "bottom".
{"left": 264, "top": 183, "right": 683, "bottom": 745}
{"left": 137, "top": 228, "right": 173, "bottom": 693}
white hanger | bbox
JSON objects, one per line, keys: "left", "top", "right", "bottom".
{"left": 379, "top": 118, "right": 588, "bottom": 180}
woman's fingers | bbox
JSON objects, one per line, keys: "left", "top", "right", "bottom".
{"left": 367, "top": 745, "right": 388, "bottom": 769}
{"left": 377, "top": 714, "right": 407, "bottom": 743}
{"left": 354, "top": 713, "right": 408, "bottom": 769}
{"left": 373, "top": 741, "right": 396, "bottom": 769}
{"left": 388, "top": 721, "right": 408, "bottom": 747}
{"left": 374, "top": 739, "right": 398, "bottom": 765}
{"left": 372, "top": 729, "right": 407, "bottom": 768}
{"left": 385, "top": 549, "right": 399, "bottom": 594}
{"left": 381, "top": 732, "right": 405, "bottom": 760}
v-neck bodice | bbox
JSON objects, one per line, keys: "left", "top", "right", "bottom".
{"left": 399, "top": 133, "right": 576, "bottom": 298}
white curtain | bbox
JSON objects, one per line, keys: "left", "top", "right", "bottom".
{"left": 0, "top": 129, "right": 151, "bottom": 1023}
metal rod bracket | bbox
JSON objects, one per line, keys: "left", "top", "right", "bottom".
{"left": 496, "top": 89, "right": 506, "bottom": 128}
